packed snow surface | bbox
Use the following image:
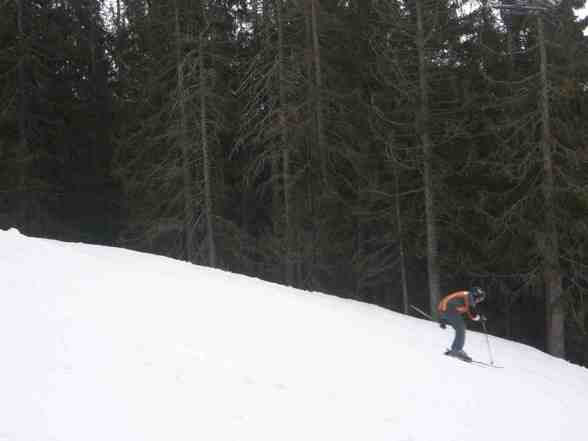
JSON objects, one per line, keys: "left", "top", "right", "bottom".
{"left": 1, "top": 228, "right": 587, "bottom": 441}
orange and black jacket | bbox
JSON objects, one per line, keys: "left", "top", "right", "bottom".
{"left": 437, "top": 290, "right": 479, "bottom": 321}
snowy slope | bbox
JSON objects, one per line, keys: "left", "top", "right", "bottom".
{"left": 1, "top": 228, "right": 587, "bottom": 441}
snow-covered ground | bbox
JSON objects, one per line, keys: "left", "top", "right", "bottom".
{"left": 1, "top": 228, "right": 587, "bottom": 441}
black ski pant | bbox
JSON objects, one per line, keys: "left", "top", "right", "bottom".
{"left": 441, "top": 311, "right": 466, "bottom": 352}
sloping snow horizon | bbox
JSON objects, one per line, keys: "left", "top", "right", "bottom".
{"left": 1, "top": 228, "right": 587, "bottom": 441}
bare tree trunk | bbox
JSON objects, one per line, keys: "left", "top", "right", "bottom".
{"left": 304, "top": 0, "right": 318, "bottom": 289}
{"left": 117, "top": 0, "right": 122, "bottom": 29}
{"left": 395, "top": 168, "right": 409, "bottom": 314}
{"left": 199, "top": 3, "right": 217, "bottom": 267}
{"left": 257, "top": 0, "right": 284, "bottom": 282}
{"left": 16, "top": 0, "right": 28, "bottom": 174}
{"left": 310, "top": 0, "right": 327, "bottom": 185}
{"left": 584, "top": 329, "right": 588, "bottom": 366}
{"left": 276, "top": 0, "right": 294, "bottom": 285}
{"left": 504, "top": 282, "right": 512, "bottom": 339}
{"left": 175, "top": 2, "right": 195, "bottom": 262}
{"left": 415, "top": 0, "right": 441, "bottom": 318}
{"left": 16, "top": 0, "right": 34, "bottom": 228}
{"left": 506, "top": 30, "right": 514, "bottom": 79}
{"left": 252, "top": 0, "right": 259, "bottom": 27}
{"left": 538, "top": 17, "right": 564, "bottom": 358}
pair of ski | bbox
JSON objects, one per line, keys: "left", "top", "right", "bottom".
{"left": 410, "top": 305, "right": 504, "bottom": 368}
{"left": 444, "top": 352, "right": 503, "bottom": 368}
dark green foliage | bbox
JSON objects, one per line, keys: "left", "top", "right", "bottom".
{"left": 0, "top": 0, "right": 120, "bottom": 242}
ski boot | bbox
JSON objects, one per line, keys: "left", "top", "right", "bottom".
{"left": 445, "top": 349, "right": 472, "bottom": 362}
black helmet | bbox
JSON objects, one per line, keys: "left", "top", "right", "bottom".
{"left": 470, "top": 286, "right": 486, "bottom": 302}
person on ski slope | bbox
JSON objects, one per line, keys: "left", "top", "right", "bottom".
{"left": 438, "top": 287, "right": 486, "bottom": 362}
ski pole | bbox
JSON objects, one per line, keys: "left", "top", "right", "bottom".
{"left": 410, "top": 304, "right": 433, "bottom": 321}
{"left": 482, "top": 320, "right": 495, "bottom": 366}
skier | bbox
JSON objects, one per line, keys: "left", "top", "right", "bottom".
{"left": 438, "top": 287, "right": 486, "bottom": 362}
